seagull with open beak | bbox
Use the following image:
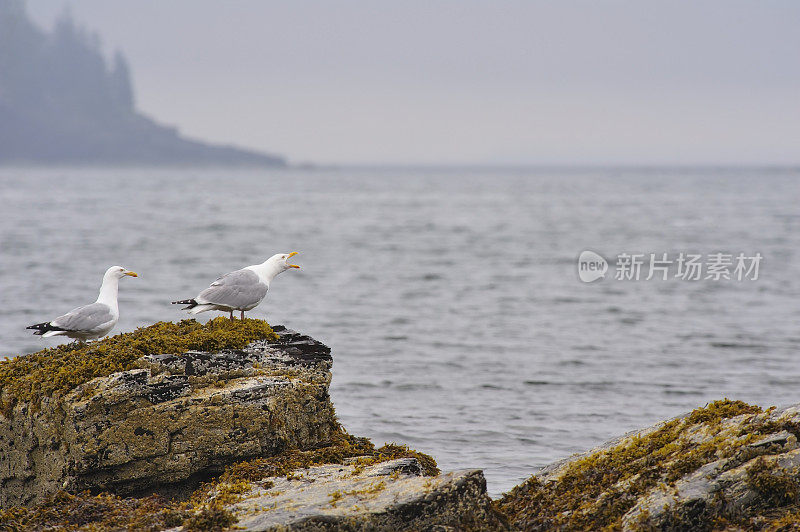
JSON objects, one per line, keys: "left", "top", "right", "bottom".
{"left": 172, "top": 252, "right": 300, "bottom": 320}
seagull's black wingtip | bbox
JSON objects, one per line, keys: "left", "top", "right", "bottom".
{"left": 27, "top": 321, "right": 61, "bottom": 335}
{"left": 172, "top": 299, "right": 198, "bottom": 309}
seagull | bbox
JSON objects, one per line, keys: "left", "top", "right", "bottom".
{"left": 27, "top": 266, "right": 138, "bottom": 341}
{"left": 172, "top": 252, "right": 300, "bottom": 320}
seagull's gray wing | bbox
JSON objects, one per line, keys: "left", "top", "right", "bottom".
{"left": 51, "top": 302, "right": 114, "bottom": 332}
{"left": 196, "top": 269, "right": 268, "bottom": 310}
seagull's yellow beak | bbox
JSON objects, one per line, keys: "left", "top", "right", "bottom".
{"left": 286, "top": 252, "right": 300, "bottom": 269}
{"left": 125, "top": 271, "right": 138, "bottom": 277}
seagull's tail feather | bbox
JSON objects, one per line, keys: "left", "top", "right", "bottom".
{"left": 172, "top": 298, "right": 198, "bottom": 310}
{"left": 187, "top": 304, "right": 216, "bottom": 314}
{"left": 27, "top": 321, "right": 65, "bottom": 336}
{"left": 171, "top": 299, "right": 214, "bottom": 313}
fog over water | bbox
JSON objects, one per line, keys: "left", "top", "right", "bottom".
{"left": 1, "top": 166, "right": 798, "bottom": 495}
{"left": 24, "top": 1, "right": 800, "bottom": 165}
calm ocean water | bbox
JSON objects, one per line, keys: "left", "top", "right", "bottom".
{"left": 1, "top": 167, "right": 799, "bottom": 496}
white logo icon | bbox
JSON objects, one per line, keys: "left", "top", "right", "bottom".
{"left": 578, "top": 250, "right": 607, "bottom": 283}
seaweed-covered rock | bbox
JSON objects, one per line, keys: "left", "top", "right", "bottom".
{"left": 497, "top": 400, "right": 800, "bottom": 531}
{"left": 0, "top": 434, "right": 502, "bottom": 531}
{"left": 10, "top": 321, "right": 800, "bottom": 531}
{"left": 0, "top": 323, "right": 338, "bottom": 507}
{"left": 224, "top": 458, "right": 504, "bottom": 531}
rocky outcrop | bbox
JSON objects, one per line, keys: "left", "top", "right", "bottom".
{"left": 497, "top": 400, "right": 800, "bottom": 531}
{"left": 622, "top": 411, "right": 800, "bottom": 530}
{"left": 8, "top": 320, "right": 800, "bottom": 531}
{"left": 226, "top": 458, "right": 504, "bottom": 531}
{"left": 0, "top": 322, "right": 503, "bottom": 532}
{"left": 0, "top": 326, "right": 338, "bottom": 507}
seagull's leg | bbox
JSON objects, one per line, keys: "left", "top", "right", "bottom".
{"left": 229, "top": 310, "right": 234, "bottom": 320}
{"left": 240, "top": 310, "right": 245, "bottom": 320}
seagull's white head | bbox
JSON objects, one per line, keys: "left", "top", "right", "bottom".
{"left": 105, "top": 265, "right": 139, "bottom": 280}
{"left": 267, "top": 252, "right": 301, "bottom": 273}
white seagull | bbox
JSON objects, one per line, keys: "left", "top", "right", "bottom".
{"left": 27, "top": 266, "right": 138, "bottom": 341}
{"left": 172, "top": 252, "right": 300, "bottom": 320}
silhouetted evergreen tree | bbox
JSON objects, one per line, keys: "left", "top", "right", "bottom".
{"left": 111, "top": 51, "right": 134, "bottom": 110}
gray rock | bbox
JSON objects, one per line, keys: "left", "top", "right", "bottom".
{"left": 0, "top": 327, "right": 339, "bottom": 508}
{"left": 499, "top": 402, "right": 800, "bottom": 531}
{"left": 618, "top": 406, "right": 800, "bottom": 530}
{"left": 220, "top": 458, "right": 504, "bottom": 531}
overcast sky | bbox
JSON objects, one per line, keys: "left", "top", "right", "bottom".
{"left": 27, "top": 1, "right": 800, "bottom": 166}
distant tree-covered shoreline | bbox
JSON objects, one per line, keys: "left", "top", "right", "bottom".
{"left": 0, "top": 0, "right": 285, "bottom": 166}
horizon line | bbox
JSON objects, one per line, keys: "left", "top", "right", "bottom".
{"left": 1, "top": 161, "right": 799, "bottom": 172}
